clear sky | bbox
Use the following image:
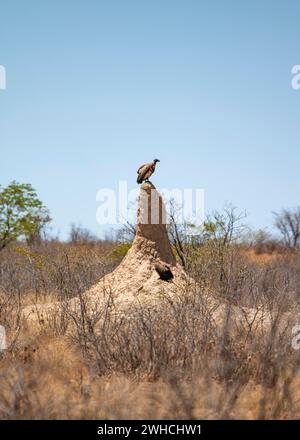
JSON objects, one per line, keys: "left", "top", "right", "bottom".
{"left": 1, "top": 0, "right": 300, "bottom": 238}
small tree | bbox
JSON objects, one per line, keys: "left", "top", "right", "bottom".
{"left": 0, "top": 181, "right": 51, "bottom": 249}
{"left": 273, "top": 207, "right": 300, "bottom": 248}
{"left": 201, "top": 206, "right": 247, "bottom": 284}
{"left": 202, "top": 205, "right": 247, "bottom": 246}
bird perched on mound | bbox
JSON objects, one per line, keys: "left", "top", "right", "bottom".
{"left": 137, "top": 159, "right": 160, "bottom": 184}
{"left": 154, "top": 261, "right": 174, "bottom": 281}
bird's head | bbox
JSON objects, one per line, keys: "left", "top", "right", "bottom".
{"left": 153, "top": 158, "right": 160, "bottom": 163}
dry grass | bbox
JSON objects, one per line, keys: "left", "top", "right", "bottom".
{"left": 1, "top": 332, "right": 300, "bottom": 419}
{"left": 1, "top": 240, "right": 300, "bottom": 419}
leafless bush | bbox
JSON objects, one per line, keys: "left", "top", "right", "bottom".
{"left": 273, "top": 207, "right": 300, "bottom": 248}
{"left": 67, "top": 281, "right": 300, "bottom": 389}
{"left": 69, "top": 224, "right": 98, "bottom": 244}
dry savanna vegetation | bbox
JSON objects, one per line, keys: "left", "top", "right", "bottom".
{"left": 1, "top": 202, "right": 300, "bottom": 420}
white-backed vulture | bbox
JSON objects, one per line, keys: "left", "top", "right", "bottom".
{"left": 137, "top": 159, "right": 160, "bottom": 184}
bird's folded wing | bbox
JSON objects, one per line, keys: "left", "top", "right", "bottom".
{"left": 137, "top": 163, "right": 147, "bottom": 173}
{"left": 137, "top": 168, "right": 149, "bottom": 182}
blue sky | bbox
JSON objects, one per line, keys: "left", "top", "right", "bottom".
{"left": 1, "top": 0, "right": 300, "bottom": 238}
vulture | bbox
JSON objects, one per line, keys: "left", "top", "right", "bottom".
{"left": 154, "top": 262, "right": 174, "bottom": 282}
{"left": 137, "top": 159, "right": 160, "bottom": 184}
